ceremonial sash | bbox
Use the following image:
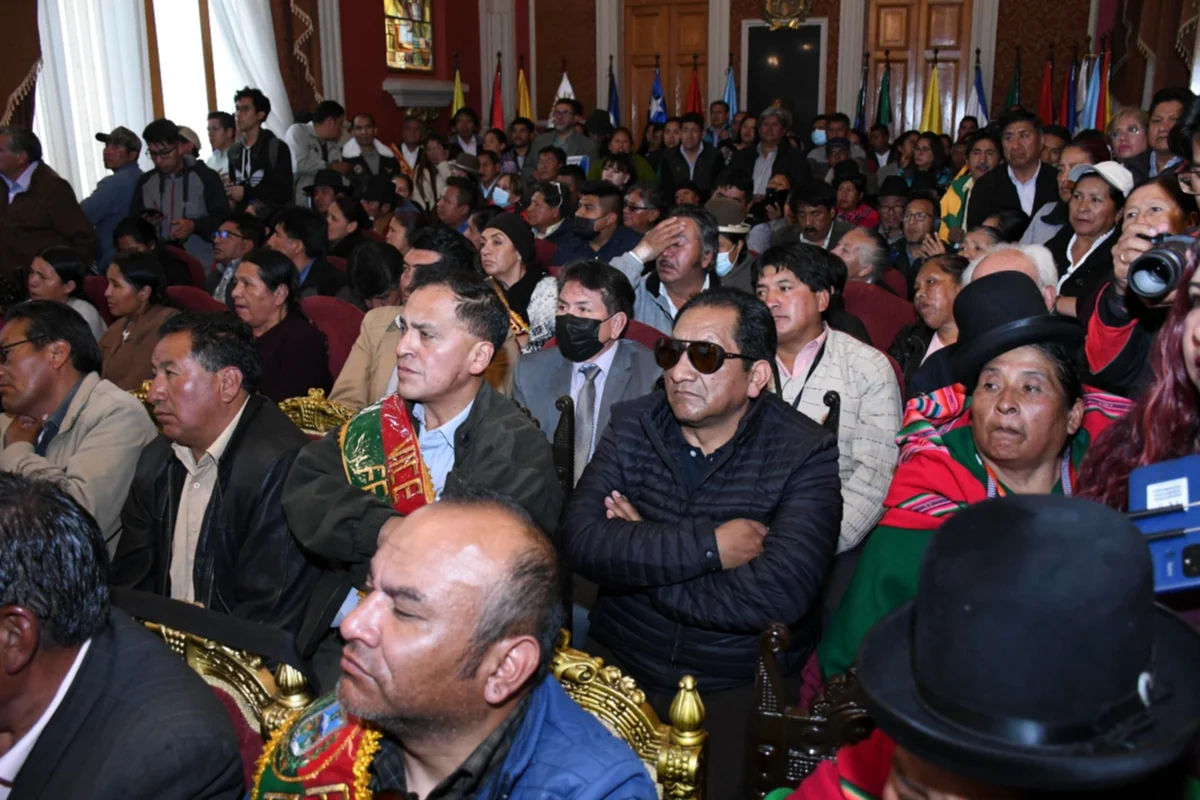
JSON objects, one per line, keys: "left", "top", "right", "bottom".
{"left": 339, "top": 394, "right": 435, "bottom": 514}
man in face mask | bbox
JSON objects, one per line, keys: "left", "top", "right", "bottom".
{"left": 513, "top": 260, "right": 660, "bottom": 479}
{"left": 551, "top": 180, "right": 644, "bottom": 266}
{"left": 705, "top": 196, "right": 753, "bottom": 293}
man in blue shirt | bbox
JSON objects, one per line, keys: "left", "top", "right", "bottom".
{"left": 82, "top": 127, "right": 144, "bottom": 269}
{"left": 552, "top": 181, "right": 642, "bottom": 266}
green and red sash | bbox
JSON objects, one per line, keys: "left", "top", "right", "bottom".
{"left": 339, "top": 394, "right": 435, "bottom": 514}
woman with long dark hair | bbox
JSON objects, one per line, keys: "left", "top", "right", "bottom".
{"left": 412, "top": 133, "right": 450, "bottom": 212}
{"left": 902, "top": 132, "right": 951, "bottom": 193}
{"left": 326, "top": 194, "right": 370, "bottom": 259}
{"left": 230, "top": 248, "right": 331, "bottom": 401}
{"left": 877, "top": 129, "right": 919, "bottom": 182}
{"left": 99, "top": 252, "right": 178, "bottom": 390}
{"left": 28, "top": 246, "right": 106, "bottom": 340}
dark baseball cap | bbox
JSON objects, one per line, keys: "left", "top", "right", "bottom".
{"left": 95, "top": 126, "right": 142, "bottom": 152}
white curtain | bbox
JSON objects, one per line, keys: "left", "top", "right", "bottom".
{"left": 33, "top": 0, "right": 154, "bottom": 199}
{"left": 208, "top": 0, "right": 293, "bottom": 135}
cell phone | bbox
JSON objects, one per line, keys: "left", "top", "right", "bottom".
{"left": 143, "top": 209, "right": 165, "bottom": 224}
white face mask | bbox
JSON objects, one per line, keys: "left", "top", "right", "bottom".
{"left": 491, "top": 185, "right": 511, "bottom": 207}
{"left": 715, "top": 247, "right": 736, "bottom": 277}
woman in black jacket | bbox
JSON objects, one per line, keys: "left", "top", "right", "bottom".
{"left": 889, "top": 255, "right": 967, "bottom": 397}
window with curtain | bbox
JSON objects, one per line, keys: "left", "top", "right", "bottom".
{"left": 34, "top": 0, "right": 291, "bottom": 199}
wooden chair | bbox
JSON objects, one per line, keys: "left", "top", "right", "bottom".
{"left": 553, "top": 631, "right": 706, "bottom": 799}
{"left": 277, "top": 388, "right": 355, "bottom": 437}
{"left": 750, "top": 623, "right": 874, "bottom": 797}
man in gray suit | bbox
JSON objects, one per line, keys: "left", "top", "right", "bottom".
{"left": 514, "top": 260, "right": 660, "bottom": 482}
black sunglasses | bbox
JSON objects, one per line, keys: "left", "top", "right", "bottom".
{"left": 654, "top": 337, "right": 755, "bottom": 374}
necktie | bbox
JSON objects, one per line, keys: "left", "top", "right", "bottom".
{"left": 574, "top": 364, "right": 599, "bottom": 485}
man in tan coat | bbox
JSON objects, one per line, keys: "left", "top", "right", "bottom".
{"left": 0, "top": 301, "right": 157, "bottom": 555}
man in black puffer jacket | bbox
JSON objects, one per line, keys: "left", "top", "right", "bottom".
{"left": 563, "top": 287, "right": 841, "bottom": 800}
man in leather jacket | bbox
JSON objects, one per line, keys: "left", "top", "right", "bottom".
{"left": 112, "top": 312, "right": 320, "bottom": 635}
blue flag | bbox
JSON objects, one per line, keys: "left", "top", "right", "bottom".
{"left": 722, "top": 66, "right": 738, "bottom": 118}
{"left": 648, "top": 69, "right": 667, "bottom": 123}
{"left": 1080, "top": 56, "right": 1101, "bottom": 133}
{"left": 608, "top": 69, "right": 621, "bottom": 127}
{"left": 965, "top": 62, "right": 989, "bottom": 126}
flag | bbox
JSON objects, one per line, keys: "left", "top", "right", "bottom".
{"left": 965, "top": 60, "right": 989, "bottom": 126}
{"left": 1037, "top": 57, "right": 1054, "bottom": 126}
{"left": 1058, "top": 55, "right": 1075, "bottom": 133}
{"left": 722, "top": 65, "right": 738, "bottom": 117}
{"left": 489, "top": 60, "right": 504, "bottom": 130}
{"left": 517, "top": 65, "right": 533, "bottom": 121}
{"left": 875, "top": 62, "right": 893, "bottom": 127}
{"left": 554, "top": 70, "right": 575, "bottom": 101}
{"left": 1075, "top": 56, "right": 1089, "bottom": 129}
{"left": 1080, "top": 54, "right": 1101, "bottom": 131}
{"left": 853, "top": 58, "right": 868, "bottom": 132}
{"left": 648, "top": 68, "right": 666, "bottom": 123}
{"left": 674, "top": 70, "right": 681, "bottom": 116}
{"left": 1097, "top": 42, "right": 1112, "bottom": 128}
{"left": 919, "top": 60, "right": 941, "bottom": 134}
{"left": 685, "top": 64, "right": 702, "bottom": 114}
{"left": 450, "top": 67, "right": 465, "bottom": 116}
{"left": 1004, "top": 51, "right": 1021, "bottom": 109}
{"left": 607, "top": 66, "right": 621, "bottom": 127}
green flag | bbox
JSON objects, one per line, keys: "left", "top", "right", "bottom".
{"left": 875, "top": 65, "right": 892, "bottom": 127}
{"left": 1004, "top": 51, "right": 1022, "bottom": 109}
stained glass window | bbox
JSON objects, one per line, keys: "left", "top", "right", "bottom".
{"left": 385, "top": 0, "right": 434, "bottom": 72}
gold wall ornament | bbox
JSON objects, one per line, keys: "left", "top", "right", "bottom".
{"left": 762, "top": 0, "right": 813, "bottom": 30}
{"left": 405, "top": 106, "right": 442, "bottom": 126}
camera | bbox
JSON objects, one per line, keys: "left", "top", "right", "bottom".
{"left": 1127, "top": 234, "right": 1194, "bottom": 303}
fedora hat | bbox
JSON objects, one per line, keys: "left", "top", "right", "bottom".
{"left": 950, "top": 270, "right": 1082, "bottom": 387}
{"left": 858, "top": 495, "right": 1200, "bottom": 791}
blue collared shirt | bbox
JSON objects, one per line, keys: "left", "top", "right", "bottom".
{"left": 411, "top": 400, "right": 474, "bottom": 498}
{"left": 81, "top": 162, "right": 144, "bottom": 268}
{"left": 4, "top": 161, "right": 38, "bottom": 204}
{"left": 35, "top": 378, "right": 83, "bottom": 456}
{"left": 297, "top": 258, "right": 315, "bottom": 287}
{"left": 1150, "top": 154, "right": 1182, "bottom": 178}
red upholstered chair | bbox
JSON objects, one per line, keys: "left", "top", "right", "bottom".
{"left": 363, "top": 229, "right": 385, "bottom": 243}
{"left": 84, "top": 275, "right": 115, "bottom": 326}
{"left": 886, "top": 352, "right": 905, "bottom": 396}
{"left": 842, "top": 281, "right": 915, "bottom": 353}
{"left": 164, "top": 244, "right": 207, "bottom": 287}
{"left": 301, "top": 296, "right": 364, "bottom": 380}
{"left": 534, "top": 238, "right": 557, "bottom": 269}
{"left": 167, "top": 285, "right": 229, "bottom": 314}
{"left": 327, "top": 255, "right": 347, "bottom": 272}
{"left": 881, "top": 267, "right": 908, "bottom": 300}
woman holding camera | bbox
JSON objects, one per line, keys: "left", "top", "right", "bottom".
{"left": 1084, "top": 174, "right": 1198, "bottom": 396}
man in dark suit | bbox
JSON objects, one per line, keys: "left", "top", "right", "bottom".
{"left": 513, "top": 260, "right": 660, "bottom": 480}
{"left": 266, "top": 206, "right": 346, "bottom": 298}
{"left": 1124, "top": 87, "right": 1195, "bottom": 185}
{"left": 0, "top": 471, "right": 242, "bottom": 799}
{"left": 966, "top": 109, "right": 1058, "bottom": 230}
{"left": 729, "top": 107, "right": 812, "bottom": 199}
{"left": 660, "top": 112, "right": 724, "bottom": 202}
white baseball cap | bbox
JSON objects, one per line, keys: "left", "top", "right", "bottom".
{"left": 1068, "top": 161, "right": 1135, "bottom": 199}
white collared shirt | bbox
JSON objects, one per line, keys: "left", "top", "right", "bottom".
{"left": 1008, "top": 165, "right": 1039, "bottom": 215}
{"left": 803, "top": 224, "right": 836, "bottom": 250}
{"left": 401, "top": 144, "right": 422, "bottom": 170}
{"left": 534, "top": 218, "right": 564, "bottom": 240}
{"left": 569, "top": 342, "right": 619, "bottom": 459}
{"left": 0, "top": 639, "right": 92, "bottom": 797}
{"left": 4, "top": 161, "right": 38, "bottom": 204}
{"left": 456, "top": 136, "right": 478, "bottom": 156}
{"left": 874, "top": 150, "right": 890, "bottom": 167}
{"left": 658, "top": 274, "right": 710, "bottom": 320}
{"left": 681, "top": 143, "right": 704, "bottom": 179}
{"left": 1056, "top": 228, "right": 1116, "bottom": 291}
{"left": 752, "top": 145, "right": 778, "bottom": 195}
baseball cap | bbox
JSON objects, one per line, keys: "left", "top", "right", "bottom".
{"left": 1068, "top": 161, "right": 1134, "bottom": 199}
{"left": 94, "top": 126, "right": 142, "bottom": 152}
{"left": 177, "top": 126, "right": 202, "bottom": 152}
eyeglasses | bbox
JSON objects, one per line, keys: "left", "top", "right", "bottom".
{"left": 147, "top": 148, "right": 176, "bottom": 160}
{"left": 212, "top": 230, "right": 247, "bottom": 241}
{"left": 654, "top": 337, "right": 754, "bottom": 374}
{"left": 904, "top": 212, "right": 932, "bottom": 222}
{"left": 0, "top": 336, "right": 46, "bottom": 365}
{"left": 626, "top": 204, "right": 655, "bottom": 212}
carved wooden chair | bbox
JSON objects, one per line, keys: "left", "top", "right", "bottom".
{"left": 277, "top": 388, "right": 356, "bottom": 437}
{"left": 749, "top": 623, "right": 874, "bottom": 797}
{"left": 553, "top": 631, "right": 706, "bottom": 799}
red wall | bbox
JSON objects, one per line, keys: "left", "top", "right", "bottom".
{"left": 339, "top": 0, "right": 482, "bottom": 140}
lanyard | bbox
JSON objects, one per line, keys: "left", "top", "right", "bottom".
{"left": 789, "top": 340, "right": 828, "bottom": 410}
{"left": 983, "top": 449, "right": 1073, "bottom": 499}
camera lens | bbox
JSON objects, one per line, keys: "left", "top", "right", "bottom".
{"left": 1128, "top": 239, "right": 1191, "bottom": 303}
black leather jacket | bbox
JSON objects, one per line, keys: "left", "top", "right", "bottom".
{"left": 113, "top": 394, "right": 319, "bottom": 635}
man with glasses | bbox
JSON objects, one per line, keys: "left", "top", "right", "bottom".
{"left": 622, "top": 183, "right": 665, "bottom": 234}
{"left": 893, "top": 191, "right": 941, "bottom": 293}
{"left": 1125, "top": 87, "right": 1196, "bottom": 184}
{"left": 207, "top": 212, "right": 265, "bottom": 305}
{"left": 526, "top": 98, "right": 598, "bottom": 181}
{"left": 966, "top": 109, "right": 1058, "bottom": 229}
{"left": 563, "top": 286, "right": 840, "bottom": 799}
{"left": 205, "top": 111, "right": 236, "bottom": 181}
{"left": 876, "top": 175, "right": 910, "bottom": 247}
{"left": 226, "top": 86, "right": 293, "bottom": 217}
{"left": 130, "top": 118, "right": 230, "bottom": 267}
{"left": 0, "top": 300, "right": 157, "bottom": 555}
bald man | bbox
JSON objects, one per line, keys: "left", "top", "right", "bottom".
{"left": 254, "top": 490, "right": 657, "bottom": 799}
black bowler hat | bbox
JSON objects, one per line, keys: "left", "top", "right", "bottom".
{"left": 304, "top": 168, "right": 344, "bottom": 194}
{"left": 858, "top": 495, "right": 1200, "bottom": 791}
{"left": 950, "top": 270, "right": 1082, "bottom": 387}
{"left": 876, "top": 175, "right": 910, "bottom": 200}
{"left": 361, "top": 173, "right": 398, "bottom": 205}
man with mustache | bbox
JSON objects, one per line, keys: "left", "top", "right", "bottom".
{"left": 112, "top": 312, "right": 320, "bottom": 634}
{"left": 1123, "top": 86, "right": 1195, "bottom": 184}
{"left": 770, "top": 180, "right": 854, "bottom": 252}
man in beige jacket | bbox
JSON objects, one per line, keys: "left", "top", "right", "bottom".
{"left": 0, "top": 301, "right": 156, "bottom": 555}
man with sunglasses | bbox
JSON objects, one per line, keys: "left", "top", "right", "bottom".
{"left": 563, "top": 287, "right": 841, "bottom": 799}
{"left": 130, "top": 118, "right": 230, "bottom": 268}
{"left": 206, "top": 212, "right": 265, "bottom": 305}
{"left": 0, "top": 300, "right": 157, "bottom": 556}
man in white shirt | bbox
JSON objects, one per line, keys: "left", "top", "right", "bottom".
{"left": 398, "top": 116, "right": 424, "bottom": 175}
{"left": 869, "top": 123, "right": 891, "bottom": 168}
{"left": 966, "top": 109, "right": 1058, "bottom": 229}
{"left": 452, "top": 107, "right": 483, "bottom": 155}
{"left": 284, "top": 99, "right": 350, "bottom": 205}
{"left": 0, "top": 471, "right": 242, "bottom": 799}
{"left": 205, "top": 111, "right": 235, "bottom": 180}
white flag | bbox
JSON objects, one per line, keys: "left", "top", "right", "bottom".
{"left": 555, "top": 71, "right": 576, "bottom": 100}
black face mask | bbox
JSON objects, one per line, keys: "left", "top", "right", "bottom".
{"left": 572, "top": 215, "right": 601, "bottom": 241}
{"left": 556, "top": 313, "right": 609, "bottom": 362}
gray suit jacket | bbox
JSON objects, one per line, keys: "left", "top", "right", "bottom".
{"left": 513, "top": 340, "right": 661, "bottom": 450}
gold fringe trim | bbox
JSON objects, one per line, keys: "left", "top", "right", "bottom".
{"left": 250, "top": 708, "right": 302, "bottom": 799}
{"left": 2, "top": 57, "right": 41, "bottom": 126}
{"left": 352, "top": 724, "right": 383, "bottom": 799}
{"left": 290, "top": 1, "right": 323, "bottom": 103}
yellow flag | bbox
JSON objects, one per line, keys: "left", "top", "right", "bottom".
{"left": 517, "top": 67, "right": 533, "bottom": 121}
{"left": 450, "top": 68, "right": 465, "bottom": 116}
{"left": 919, "top": 62, "right": 942, "bottom": 134}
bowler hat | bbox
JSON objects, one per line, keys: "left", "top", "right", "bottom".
{"left": 304, "top": 168, "right": 345, "bottom": 194}
{"left": 451, "top": 152, "right": 480, "bottom": 177}
{"left": 877, "top": 175, "right": 910, "bottom": 200}
{"left": 950, "top": 270, "right": 1082, "bottom": 387}
{"left": 361, "top": 173, "right": 397, "bottom": 205}
{"left": 858, "top": 495, "right": 1200, "bottom": 791}
{"left": 832, "top": 160, "right": 865, "bottom": 192}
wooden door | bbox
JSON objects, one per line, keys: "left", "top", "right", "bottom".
{"left": 867, "top": 0, "right": 972, "bottom": 136}
{"left": 623, "top": 0, "right": 708, "bottom": 128}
